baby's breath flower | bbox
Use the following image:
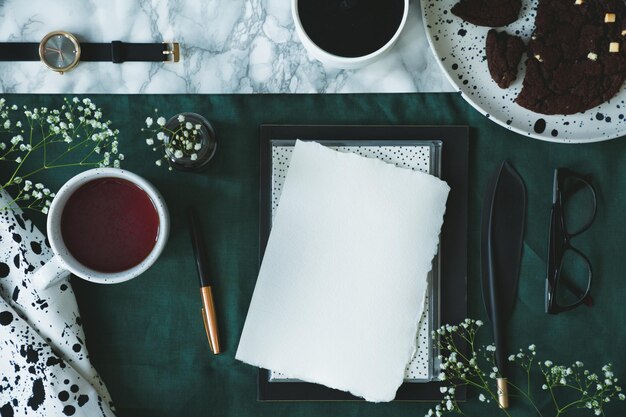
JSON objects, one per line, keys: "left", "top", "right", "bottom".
{"left": 145, "top": 117, "right": 153, "bottom": 128}
{"left": 177, "top": 114, "right": 185, "bottom": 123}
{"left": 479, "top": 393, "right": 486, "bottom": 402}
{"left": 0, "top": 97, "right": 122, "bottom": 214}
{"left": 445, "top": 400, "right": 453, "bottom": 411}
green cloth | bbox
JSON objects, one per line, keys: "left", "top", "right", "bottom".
{"left": 3, "top": 93, "right": 625, "bottom": 417}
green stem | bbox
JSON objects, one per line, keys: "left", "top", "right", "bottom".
{"left": 506, "top": 379, "right": 545, "bottom": 417}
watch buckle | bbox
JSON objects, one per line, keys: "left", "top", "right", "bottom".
{"left": 163, "top": 42, "right": 180, "bottom": 63}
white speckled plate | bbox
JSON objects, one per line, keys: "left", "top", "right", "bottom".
{"left": 421, "top": 0, "right": 626, "bottom": 143}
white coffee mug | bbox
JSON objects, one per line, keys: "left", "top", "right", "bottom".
{"left": 32, "top": 168, "right": 170, "bottom": 289}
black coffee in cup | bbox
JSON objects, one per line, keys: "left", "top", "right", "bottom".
{"left": 297, "top": 0, "right": 406, "bottom": 58}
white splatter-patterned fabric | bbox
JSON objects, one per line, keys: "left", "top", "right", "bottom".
{"left": 0, "top": 191, "right": 115, "bottom": 417}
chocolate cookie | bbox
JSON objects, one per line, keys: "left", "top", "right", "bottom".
{"left": 515, "top": 0, "right": 626, "bottom": 115}
{"left": 451, "top": 0, "right": 522, "bottom": 27}
{"left": 486, "top": 30, "right": 526, "bottom": 88}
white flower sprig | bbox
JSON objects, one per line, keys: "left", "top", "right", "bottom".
{"left": 142, "top": 111, "right": 204, "bottom": 171}
{"left": 427, "top": 318, "right": 624, "bottom": 417}
{"left": 0, "top": 97, "right": 122, "bottom": 213}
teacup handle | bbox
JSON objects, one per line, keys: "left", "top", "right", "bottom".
{"left": 31, "top": 255, "right": 70, "bottom": 290}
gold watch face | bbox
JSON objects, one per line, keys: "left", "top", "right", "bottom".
{"left": 39, "top": 31, "right": 81, "bottom": 73}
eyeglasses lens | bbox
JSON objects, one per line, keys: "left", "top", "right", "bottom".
{"left": 555, "top": 248, "right": 591, "bottom": 307}
{"left": 561, "top": 176, "right": 595, "bottom": 236}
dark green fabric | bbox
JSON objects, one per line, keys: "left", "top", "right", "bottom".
{"left": 4, "top": 94, "right": 625, "bottom": 417}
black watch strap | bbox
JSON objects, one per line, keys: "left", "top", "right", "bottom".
{"left": 0, "top": 41, "right": 179, "bottom": 63}
{"left": 82, "top": 42, "right": 176, "bottom": 62}
{"left": 0, "top": 43, "right": 39, "bottom": 61}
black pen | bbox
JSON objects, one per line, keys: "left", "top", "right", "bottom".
{"left": 188, "top": 206, "right": 221, "bottom": 354}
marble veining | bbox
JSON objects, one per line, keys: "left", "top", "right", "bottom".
{"left": 0, "top": 0, "right": 453, "bottom": 94}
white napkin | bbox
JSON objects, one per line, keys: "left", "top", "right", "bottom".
{"left": 236, "top": 140, "right": 450, "bottom": 402}
{"left": 0, "top": 190, "right": 115, "bottom": 417}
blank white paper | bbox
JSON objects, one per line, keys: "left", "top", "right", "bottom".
{"left": 236, "top": 140, "right": 450, "bottom": 402}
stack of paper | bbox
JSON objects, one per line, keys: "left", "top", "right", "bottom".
{"left": 236, "top": 140, "right": 449, "bottom": 402}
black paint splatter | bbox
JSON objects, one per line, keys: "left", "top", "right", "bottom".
{"left": 60, "top": 284, "right": 68, "bottom": 291}
{"left": 12, "top": 254, "right": 19, "bottom": 268}
{"left": 72, "top": 343, "right": 81, "bottom": 353}
{"left": 534, "top": 118, "right": 546, "bottom": 134}
{"left": 11, "top": 287, "right": 19, "bottom": 302}
{"left": 35, "top": 299, "right": 48, "bottom": 310}
{"left": 551, "top": 129, "right": 558, "bottom": 137}
{"left": 46, "top": 356, "right": 63, "bottom": 367}
{"left": 77, "top": 395, "right": 89, "bottom": 407}
{"left": 596, "top": 112, "right": 604, "bottom": 120}
{"left": 58, "top": 391, "right": 69, "bottom": 402}
{"left": 30, "top": 241, "right": 42, "bottom": 254}
{"left": 0, "top": 262, "right": 9, "bottom": 278}
{"left": 63, "top": 405, "right": 76, "bottom": 416}
{"left": 0, "top": 311, "right": 13, "bottom": 326}
{"left": 27, "top": 378, "right": 45, "bottom": 411}
{"left": 14, "top": 213, "right": 25, "bottom": 230}
{"left": 11, "top": 233, "right": 21, "bottom": 243}
{"left": 0, "top": 402, "right": 14, "bottom": 417}
{"left": 70, "top": 384, "right": 79, "bottom": 393}
{"left": 458, "top": 29, "right": 467, "bottom": 36}
{"left": 19, "top": 345, "right": 39, "bottom": 364}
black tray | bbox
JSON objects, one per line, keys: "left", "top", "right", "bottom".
{"left": 258, "top": 125, "right": 469, "bottom": 402}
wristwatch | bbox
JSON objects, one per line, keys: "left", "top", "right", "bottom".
{"left": 0, "top": 31, "right": 180, "bottom": 74}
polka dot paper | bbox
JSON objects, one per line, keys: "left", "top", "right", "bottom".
{"left": 0, "top": 190, "right": 115, "bottom": 417}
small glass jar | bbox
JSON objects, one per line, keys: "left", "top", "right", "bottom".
{"left": 163, "top": 112, "right": 217, "bottom": 172}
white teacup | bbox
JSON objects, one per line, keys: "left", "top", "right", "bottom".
{"left": 32, "top": 168, "right": 170, "bottom": 289}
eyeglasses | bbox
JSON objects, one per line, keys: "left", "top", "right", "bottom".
{"left": 546, "top": 168, "right": 597, "bottom": 314}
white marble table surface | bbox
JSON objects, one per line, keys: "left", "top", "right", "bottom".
{"left": 0, "top": 0, "right": 454, "bottom": 94}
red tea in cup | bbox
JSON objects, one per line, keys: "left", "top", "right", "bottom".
{"left": 60, "top": 177, "right": 160, "bottom": 273}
